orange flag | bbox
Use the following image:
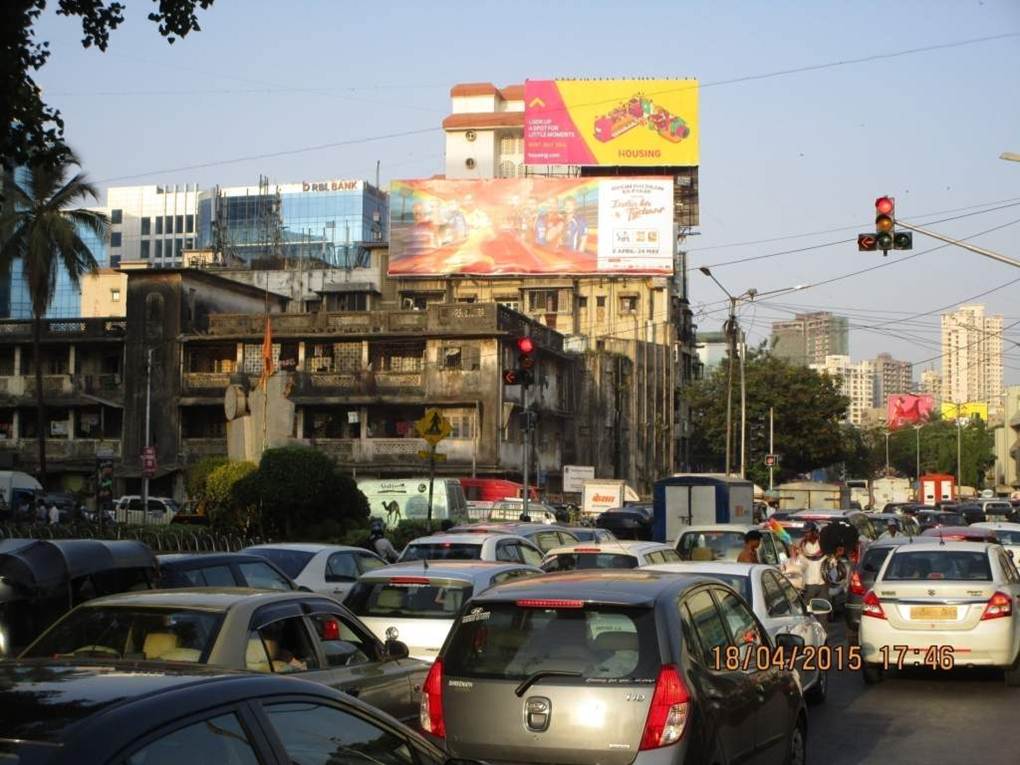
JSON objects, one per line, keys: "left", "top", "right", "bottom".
{"left": 260, "top": 314, "right": 274, "bottom": 387}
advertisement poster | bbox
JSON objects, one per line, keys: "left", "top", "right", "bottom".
{"left": 525, "top": 79, "right": 699, "bottom": 166}
{"left": 941, "top": 401, "right": 988, "bottom": 422}
{"left": 388, "top": 177, "right": 673, "bottom": 275}
{"left": 887, "top": 393, "right": 935, "bottom": 429}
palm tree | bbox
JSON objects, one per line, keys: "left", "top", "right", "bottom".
{"left": 0, "top": 153, "right": 108, "bottom": 483}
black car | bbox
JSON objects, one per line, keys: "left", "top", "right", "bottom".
{"left": 157, "top": 552, "right": 299, "bottom": 591}
{"left": 595, "top": 503, "right": 654, "bottom": 540}
{"left": 914, "top": 510, "right": 965, "bottom": 531}
{"left": 0, "top": 660, "right": 461, "bottom": 765}
{"left": 955, "top": 503, "right": 987, "bottom": 526}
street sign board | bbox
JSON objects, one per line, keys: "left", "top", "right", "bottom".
{"left": 563, "top": 465, "right": 596, "bottom": 493}
{"left": 418, "top": 449, "right": 448, "bottom": 462}
{"left": 764, "top": 454, "right": 779, "bottom": 467}
{"left": 415, "top": 409, "right": 452, "bottom": 446}
{"left": 142, "top": 446, "right": 157, "bottom": 478}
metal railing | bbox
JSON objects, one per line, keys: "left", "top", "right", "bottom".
{"left": 0, "top": 522, "right": 266, "bottom": 553}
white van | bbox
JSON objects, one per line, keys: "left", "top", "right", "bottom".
{"left": 357, "top": 477, "right": 469, "bottom": 529}
{"left": 114, "top": 496, "right": 179, "bottom": 525}
{"left": 0, "top": 471, "right": 43, "bottom": 515}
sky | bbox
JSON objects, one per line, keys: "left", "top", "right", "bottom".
{"left": 32, "top": 0, "right": 1020, "bottom": 380}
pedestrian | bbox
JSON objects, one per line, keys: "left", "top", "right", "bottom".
{"left": 48, "top": 502, "right": 60, "bottom": 525}
{"left": 878, "top": 519, "right": 900, "bottom": 540}
{"left": 35, "top": 499, "right": 48, "bottom": 523}
{"left": 368, "top": 518, "right": 399, "bottom": 563}
{"left": 737, "top": 529, "right": 763, "bottom": 563}
{"left": 798, "top": 522, "right": 826, "bottom": 604}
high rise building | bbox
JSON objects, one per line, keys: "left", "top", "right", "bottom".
{"left": 810, "top": 354, "right": 875, "bottom": 426}
{"left": 920, "top": 368, "right": 943, "bottom": 405}
{"left": 106, "top": 184, "right": 201, "bottom": 268}
{"left": 770, "top": 312, "right": 849, "bottom": 366}
{"left": 870, "top": 352, "right": 913, "bottom": 406}
{"left": 941, "top": 304, "right": 1003, "bottom": 417}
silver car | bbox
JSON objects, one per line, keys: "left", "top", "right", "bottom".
{"left": 243, "top": 543, "right": 387, "bottom": 599}
{"left": 426, "top": 571, "right": 807, "bottom": 764}
{"left": 345, "top": 561, "right": 543, "bottom": 661}
{"left": 20, "top": 588, "right": 429, "bottom": 724}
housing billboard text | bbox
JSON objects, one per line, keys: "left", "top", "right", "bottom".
{"left": 941, "top": 401, "right": 988, "bottom": 422}
{"left": 887, "top": 393, "right": 935, "bottom": 429}
{"left": 388, "top": 177, "right": 674, "bottom": 276}
{"left": 525, "top": 79, "right": 699, "bottom": 166}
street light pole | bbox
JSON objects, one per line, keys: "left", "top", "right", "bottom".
{"left": 768, "top": 406, "right": 775, "bottom": 491}
{"left": 141, "top": 348, "right": 152, "bottom": 518}
{"left": 725, "top": 296, "right": 736, "bottom": 476}
{"left": 739, "top": 329, "right": 747, "bottom": 479}
{"left": 885, "top": 430, "right": 891, "bottom": 475}
{"left": 913, "top": 424, "right": 922, "bottom": 482}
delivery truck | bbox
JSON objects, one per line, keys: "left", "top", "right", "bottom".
{"left": 0, "top": 471, "right": 43, "bottom": 516}
{"left": 581, "top": 480, "right": 640, "bottom": 517}
{"left": 776, "top": 480, "right": 849, "bottom": 510}
{"left": 871, "top": 477, "right": 912, "bottom": 511}
{"left": 652, "top": 474, "right": 754, "bottom": 542}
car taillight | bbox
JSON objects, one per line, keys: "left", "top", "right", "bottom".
{"left": 639, "top": 665, "right": 690, "bottom": 750}
{"left": 862, "top": 590, "right": 886, "bottom": 620}
{"left": 420, "top": 659, "right": 445, "bottom": 737}
{"left": 515, "top": 599, "right": 584, "bottom": 608}
{"left": 980, "top": 592, "right": 1013, "bottom": 621}
{"left": 849, "top": 571, "right": 866, "bottom": 596}
{"left": 850, "top": 547, "right": 860, "bottom": 565}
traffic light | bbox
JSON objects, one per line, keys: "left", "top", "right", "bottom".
{"left": 893, "top": 231, "right": 913, "bottom": 250}
{"left": 503, "top": 336, "right": 537, "bottom": 387}
{"left": 859, "top": 196, "right": 912, "bottom": 255}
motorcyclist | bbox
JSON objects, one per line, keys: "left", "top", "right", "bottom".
{"left": 368, "top": 518, "right": 399, "bottom": 563}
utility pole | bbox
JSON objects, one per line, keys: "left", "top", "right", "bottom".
{"left": 913, "top": 424, "right": 922, "bottom": 483}
{"left": 884, "top": 430, "right": 891, "bottom": 475}
{"left": 768, "top": 407, "right": 775, "bottom": 491}
{"left": 522, "top": 383, "right": 530, "bottom": 519}
{"left": 739, "top": 329, "right": 747, "bottom": 479}
{"left": 895, "top": 219, "right": 1020, "bottom": 269}
{"left": 957, "top": 417, "right": 963, "bottom": 487}
{"left": 724, "top": 296, "right": 737, "bottom": 476}
{"left": 141, "top": 348, "right": 153, "bottom": 519}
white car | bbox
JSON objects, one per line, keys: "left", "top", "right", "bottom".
{"left": 972, "top": 522, "right": 1020, "bottom": 567}
{"left": 242, "top": 543, "right": 387, "bottom": 599}
{"left": 646, "top": 561, "right": 832, "bottom": 701}
{"left": 344, "top": 561, "right": 542, "bottom": 662}
{"left": 540, "top": 540, "right": 680, "bottom": 571}
{"left": 398, "top": 533, "right": 544, "bottom": 567}
{"left": 114, "top": 496, "right": 178, "bottom": 525}
{"left": 859, "top": 541, "right": 1020, "bottom": 685}
{"left": 674, "top": 524, "right": 791, "bottom": 566}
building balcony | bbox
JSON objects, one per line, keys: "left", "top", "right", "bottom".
{"left": 182, "top": 437, "right": 228, "bottom": 461}
{"left": 183, "top": 372, "right": 233, "bottom": 394}
{"left": 0, "top": 318, "right": 127, "bottom": 343}
{"left": 305, "top": 437, "right": 480, "bottom": 466}
{"left": 292, "top": 370, "right": 425, "bottom": 399}
{"left": 4, "top": 438, "right": 123, "bottom": 464}
{"left": 0, "top": 374, "right": 125, "bottom": 405}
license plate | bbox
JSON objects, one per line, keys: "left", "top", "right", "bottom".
{"left": 910, "top": 606, "right": 957, "bottom": 620}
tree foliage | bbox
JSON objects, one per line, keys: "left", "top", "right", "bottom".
{"left": 686, "top": 350, "right": 850, "bottom": 486}
{"left": 204, "top": 460, "right": 257, "bottom": 530}
{"left": 0, "top": 152, "right": 107, "bottom": 481}
{"left": 185, "top": 455, "right": 229, "bottom": 507}
{"left": 232, "top": 446, "right": 369, "bottom": 539}
{"left": 1, "top": 1, "right": 215, "bottom": 174}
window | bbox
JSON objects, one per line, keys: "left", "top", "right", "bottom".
{"left": 155, "top": 216, "right": 163, "bottom": 234}
{"left": 110, "top": 232, "right": 122, "bottom": 247}
{"left": 140, "top": 240, "right": 150, "bottom": 259}
{"left": 541, "top": 553, "right": 638, "bottom": 572}
{"left": 126, "top": 713, "right": 259, "bottom": 765}
{"left": 518, "top": 543, "right": 543, "bottom": 567}
{"left": 684, "top": 590, "right": 729, "bottom": 658}
{"left": 356, "top": 551, "right": 386, "bottom": 574}
{"left": 186, "top": 213, "right": 195, "bottom": 233}
{"left": 247, "top": 548, "right": 314, "bottom": 579}
{"left": 140, "top": 216, "right": 151, "bottom": 235}
{"left": 165, "top": 215, "right": 173, "bottom": 233}
{"left": 178, "top": 565, "right": 235, "bottom": 588}
{"left": 762, "top": 572, "right": 791, "bottom": 617}
{"left": 238, "top": 561, "right": 293, "bottom": 591}
{"left": 185, "top": 237, "right": 194, "bottom": 249}
{"left": 155, "top": 240, "right": 163, "bottom": 258}
{"left": 325, "top": 552, "right": 359, "bottom": 582}
{"left": 346, "top": 579, "right": 473, "bottom": 620}
{"left": 619, "top": 296, "right": 638, "bottom": 314}
{"left": 578, "top": 296, "right": 588, "bottom": 308}
{"left": 264, "top": 702, "right": 415, "bottom": 765}
{"left": 111, "top": 288, "right": 121, "bottom": 303}
{"left": 596, "top": 295, "right": 606, "bottom": 307}
{"left": 496, "top": 298, "right": 520, "bottom": 311}
{"left": 309, "top": 613, "right": 372, "bottom": 667}
{"left": 779, "top": 575, "right": 806, "bottom": 616}
{"left": 175, "top": 215, "right": 184, "bottom": 234}
{"left": 885, "top": 551, "right": 993, "bottom": 581}
{"left": 110, "top": 209, "right": 123, "bottom": 224}
{"left": 527, "top": 289, "right": 558, "bottom": 313}
{"left": 248, "top": 616, "right": 319, "bottom": 673}
{"left": 715, "top": 590, "right": 764, "bottom": 651}
{"left": 175, "top": 238, "right": 183, "bottom": 257}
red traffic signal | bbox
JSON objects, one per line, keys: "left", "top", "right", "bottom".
{"left": 875, "top": 196, "right": 894, "bottom": 215}
{"left": 517, "top": 337, "right": 535, "bottom": 354}
{"left": 857, "top": 234, "right": 877, "bottom": 251}
{"left": 503, "top": 369, "right": 520, "bottom": 385}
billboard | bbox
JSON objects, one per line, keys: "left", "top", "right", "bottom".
{"left": 525, "top": 79, "right": 699, "bottom": 166}
{"left": 388, "top": 177, "right": 674, "bottom": 276}
{"left": 887, "top": 393, "right": 935, "bottom": 429}
{"left": 941, "top": 401, "right": 988, "bottom": 422}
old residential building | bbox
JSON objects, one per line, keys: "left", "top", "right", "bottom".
{"left": 770, "top": 312, "right": 849, "bottom": 367}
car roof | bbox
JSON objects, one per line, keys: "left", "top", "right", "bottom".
{"left": 644, "top": 561, "right": 766, "bottom": 577}
{"left": 357, "top": 561, "right": 539, "bottom": 582}
{"left": 406, "top": 534, "right": 500, "bottom": 544}
{"left": 920, "top": 526, "right": 996, "bottom": 538}
{"left": 678, "top": 524, "right": 756, "bottom": 533}
{"left": 157, "top": 552, "right": 270, "bottom": 566}
{"left": 973, "top": 521, "right": 1020, "bottom": 531}
{"left": 888, "top": 540, "right": 998, "bottom": 553}
{"left": 867, "top": 536, "right": 925, "bottom": 548}
{"left": 793, "top": 509, "right": 860, "bottom": 517}
{"left": 244, "top": 543, "right": 361, "bottom": 554}
{"left": 472, "top": 570, "right": 709, "bottom": 606}
{"left": 78, "top": 587, "right": 308, "bottom": 611}
{"left": 543, "top": 541, "right": 672, "bottom": 556}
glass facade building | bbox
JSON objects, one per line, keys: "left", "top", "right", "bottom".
{"left": 197, "top": 180, "right": 387, "bottom": 267}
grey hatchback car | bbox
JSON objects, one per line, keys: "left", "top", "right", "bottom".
{"left": 424, "top": 570, "right": 807, "bottom": 765}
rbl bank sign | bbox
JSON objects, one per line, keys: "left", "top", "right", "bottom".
{"left": 302, "top": 179, "right": 361, "bottom": 193}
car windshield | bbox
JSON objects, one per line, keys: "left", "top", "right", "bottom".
{"left": 444, "top": 602, "right": 660, "bottom": 681}
{"left": 401, "top": 543, "right": 482, "bottom": 561}
{"left": 22, "top": 607, "right": 222, "bottom": 662}
{"left": 346, "top": 579, "right": 474, "bottom": 619}
{"left": 678, "top": 572, "right": 752, "bottom": 602}
{"left": 991, "top": 529, "right": 1020, "bottom": 545}
{"left": 860, "top": 547, "right": 895, "bottom": 580}
{"left": 247, "top": 548, "right": 315, "bottom": 579}
{"left": 541, "top": 553, "right": 638, "bottom": 571}
{"left": 676, "top": 531, "right": 745, "bottom": 561}
{"left": 883, "top": 551, "right": 993, "bottom": 581}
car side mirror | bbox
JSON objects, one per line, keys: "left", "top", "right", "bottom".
{"left": 385, "top": 639, "right": 409, "bottom": 660}
{"left": 297, "top": 585, "right": 313, "bottom": 593}
{"left": 774, "top": 633, "right": 805, "bottom": 651}
{"left": 807, "top": 598, "right": 833, "bottom": 615}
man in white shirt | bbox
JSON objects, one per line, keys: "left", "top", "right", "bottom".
{"left": 799, "top": 522, "right": 826, "bottom": 603}
{"left": 878, "top": 520, "right": 900, "bottom": 540}
{"left": 48, "top": 503, "right": 61, "bottom": 525}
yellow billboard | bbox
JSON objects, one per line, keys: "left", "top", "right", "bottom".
{"left": 524, "top": 79, "right": 699, "bottom": 167}
{"left": 941, "top": 402, "right": 988, "bottom": 421}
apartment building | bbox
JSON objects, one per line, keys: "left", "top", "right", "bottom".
{"left": 771, "top": 312, "right": 850, "bottom": 367}
{"left": 810, "top": 354, "right": 875, "bottom": 426}
{"left": 941, "top": 304, "right": 1004, "bottom": 418}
